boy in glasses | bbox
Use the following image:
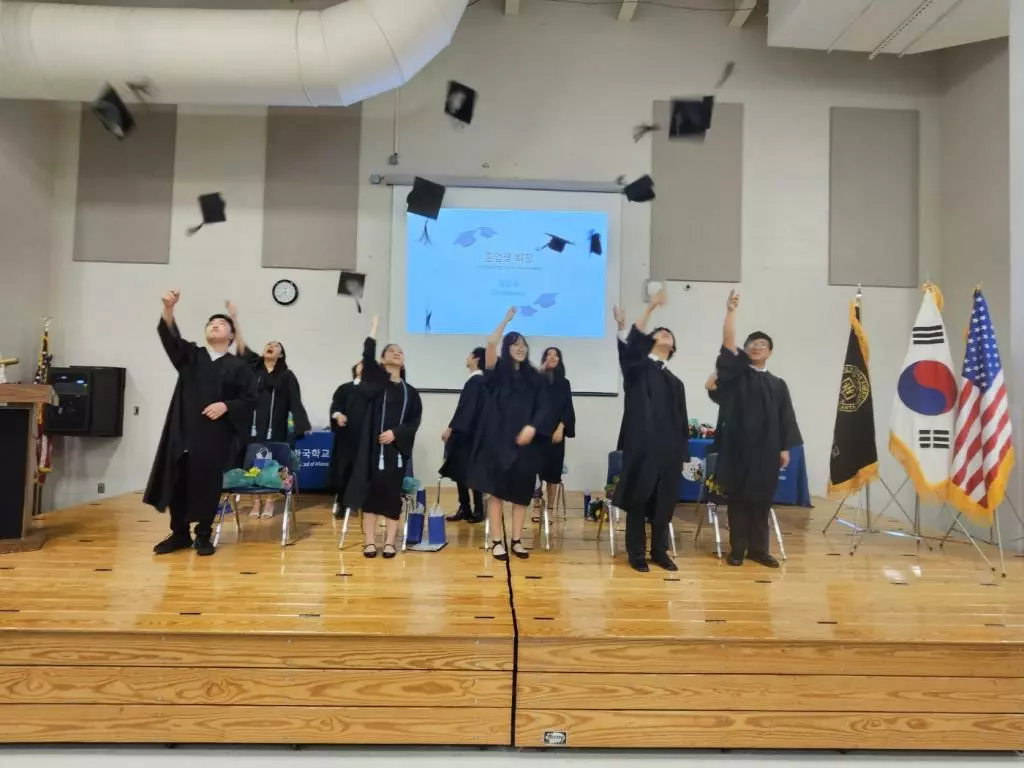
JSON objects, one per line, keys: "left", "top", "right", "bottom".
{"left": 713, "top": 290, "right": 802, "bottom": 567}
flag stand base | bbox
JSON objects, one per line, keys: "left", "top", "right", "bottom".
{"left": 937, "top": 497, "right": 1021, "bottom": 578}
{"left": 823, "top": 477, "right": 931, "bottom": 554}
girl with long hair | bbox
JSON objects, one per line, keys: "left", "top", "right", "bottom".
{"left": 467, "top": 307, "right": 555, "bottom": 561}
{"left": 538, "top": 346, "right": 576, "bottom": 512}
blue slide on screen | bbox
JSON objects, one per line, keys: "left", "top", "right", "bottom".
{"left": 405, "top": 207, "right": 609, "bottom": 338}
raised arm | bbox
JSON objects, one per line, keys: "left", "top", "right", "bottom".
{"left": 723, "top": 289, "right": 739, "bottom": 353}
{"left": 157, "top": 290, "right": 192, "bottom": 370}
{"left": 486, "top": 307, "right": 517, "bottom": 370}
{"left": 633, "top": 287, "right": 666, "bottom": 333}
{"left": 225, "top": 300, "right": 259, "bottom": 363}
{"left": 361, "top": 316, "right": 382, "bottom": 382}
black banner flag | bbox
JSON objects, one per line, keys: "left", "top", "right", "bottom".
{"left": 827, "top": 301, "right": 879, "bottom": 497}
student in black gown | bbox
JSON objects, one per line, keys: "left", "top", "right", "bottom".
{"left": 468, "top": 307, "right": 554, "bottom": 561}
{"left": 612, "top": 289, "right": 689, "bottom": 573}
{"left": 328, "top": 360, "right": 370, "bottom": 518}
{"left": 714, "top": 289, "right": 802, "bottom": 568}
{"left": 144, "top": 290, "right": 257, "bottom": 556}
{"left": 538, "top": 346, "right": 576, "bottom": 511}
{"left": 228, "top": 303, "right": 311, "bottom": 518}
{"left": 342, "top": 315, "right": 422, "bottom": 559}
{"left": 441, "top": 347, "right": 487, "bottom": 523}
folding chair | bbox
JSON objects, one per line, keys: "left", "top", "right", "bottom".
{"left": 538, "top": 476, "right": 569, "bottom": 551}
{"left": 599, "top": 504, "right": 677, "bottom": 558}
{"left": 694, "top": 452, "right": 786, "bottom": 561}
{"left": 337, "top": 457, "right": 417, "bottom": 551}
{"left": 215, "top": 441, "right": 296, "bottom": 549}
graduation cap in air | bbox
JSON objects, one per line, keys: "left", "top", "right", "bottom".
{"left": 445, "top": 80, "right": 477, "bottom": 125}
{"left": 539, "top": 234, "right": 573, "bottom": 253}
{"left": 186, "top": 193, "right": 226, "bottom": 236}
{"left": 588, "top": 230, "right": 602, "bottom": 257}
{"left": 92, "top": 84, "right": 136, "bottom": 140}
{"left": 338, "top": 271, "right": 366, "bottom": 314}
{"left": 407, "top": 177, "right": 446, "bottom": 244}
{"left": 669, "top": 96, "right": 715, "bottom": 139}
{"left": 623, "top": 175, "right": 655, "bottom": 203}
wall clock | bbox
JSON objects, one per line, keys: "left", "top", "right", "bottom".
{"left": 272, "top": 279, "right": 298, "bottom": 306}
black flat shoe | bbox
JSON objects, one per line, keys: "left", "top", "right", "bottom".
{"left": 748, "top": 552, "right": 780, "bottom": 569}
{"left": 510, "top": 539, "right": 529, "bottom": 560}
{"left": 382, "top": 543, "right": 397, "bottom": 559}
{"left": 651, "top": 555, "right": 678, "bottom": 572}
{"left": 491, "top": 540, "right": 509, "bottom": 562}
{"left": 446, "top": 506, "right": 471, "bottom": 522}
{"left": 726, "top": 554, "right": 744, "bottom": 567}
{"left": 363, "top": 544, "right": 378, "bottom": 559}
{"left": 629, "top": 559, "right": 650, "bottom": 573}
{"left": 153, "top": 533, "right": 192, "bottom": 555}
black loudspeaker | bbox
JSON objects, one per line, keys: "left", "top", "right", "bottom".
{"left": 45, "top": 366, "right": 126, "bottom": 437}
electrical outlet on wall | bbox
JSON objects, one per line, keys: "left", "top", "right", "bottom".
{"left": 97, "top": 483, "right": 105, "bottom": 494}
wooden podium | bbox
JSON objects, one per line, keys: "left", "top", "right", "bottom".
{"left": 0, "top": 384, "right": 55, "bottom": 552}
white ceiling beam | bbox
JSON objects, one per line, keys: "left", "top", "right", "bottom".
{"left": 504, "top": 0, "right": 521, "bottom": 14}
{"left": 729, "top": 0, "right": 757, "bottom": 28}
{"left": 618, "top": 0, "right": 639, "bottom": 22}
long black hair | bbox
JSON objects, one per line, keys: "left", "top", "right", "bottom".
{"left": 541, "top": 346, "right": 566, "bottom": 380}
{"left": 496, "top": 331, "right": 536, "bottom": 376}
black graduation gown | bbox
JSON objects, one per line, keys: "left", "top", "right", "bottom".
{"left": 238, "top": 349, "right": 311, "bottom": 446}
{"left": 713, "top": 346, "right": 802, "bottom": 504}
{"left": 539, "top": 376, "right": 576, "bottom": 483}
{"left": 327, "top": 380, "right": 367, "bottom": 496}
{"left": 467, "top": 363, "right": 555, "bottom": 507}
{"left": 439, "top": 372, "right": 487, "bottom": 486}
{"left": 612, "top": 327, "right": 689, "bottom": 513}
{"left": 341, "top": 338, "right": 422, "bottom": 519}
{"left": 143, "top": 319, "right": 257, "bottom": 516}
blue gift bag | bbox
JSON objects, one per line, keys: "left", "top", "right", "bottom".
{"left": 405, "top": 489, "right": 426, "bottom": 546}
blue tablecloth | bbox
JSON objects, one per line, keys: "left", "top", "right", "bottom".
{"left": 606, "top": 439, "right": 811, "bottom": 507}
{"left": 294, "top": 430, "right": 333, "bottom": 491}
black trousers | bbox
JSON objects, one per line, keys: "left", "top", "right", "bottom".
{"left": 727, "top": 500, "right": 771, "bottom": 558}
{"left": 625, "top": 480, "right": 673, "bottom": 561}
{"left": 457, "top": 482, "right": 484, "bottom": 515}
{"left": 169, "top": 453, "right": 220, "bottom": 538}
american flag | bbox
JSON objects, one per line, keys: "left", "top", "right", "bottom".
{"left": 950, "top": 290, "right": 1014, "bottom": 522}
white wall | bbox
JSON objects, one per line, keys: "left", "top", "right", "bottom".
{"left": 43, "top": 2, "right": 945, "bottom": 510}
{"left": 1009, "top": 3, "right": 1024, "bottom": 552}
{"left": 0, "top": 100, "right": 57, "bottom": 381}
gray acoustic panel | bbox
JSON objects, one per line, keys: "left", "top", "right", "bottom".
{"left": 651, "top": 100, "right": 743, "bottom": 283}
{"left": 262, "top": 105, "right": 361, "bottom": 270}
{"left": 73, "top": 104, "right": 177, "bottom": 264}
{"left": 830, "top": 107, "right": 920, "bottom": 288}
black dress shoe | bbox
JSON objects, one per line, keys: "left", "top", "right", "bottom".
{"left": 466, "top": 512, "right": 484, "bottom": 524}
{"left": 748, "top": 552, "right": 780, "bottom": 568}
{"left": 651, "top": 554, "right": 678, "bottom": 572}
{"left": 153, "top": 532, "right": 192, "bottom": 555}
{"left": 629, "top": 559, "right": 650, "bottom": 573}
{"left": 446, "top": 506, "right": 471, "bottom": 522}
{"left": 726, "top": 554, "right": 744, "bottom": 566}
{"left": 194, "top": 535, "right": 216, "bottom": 557}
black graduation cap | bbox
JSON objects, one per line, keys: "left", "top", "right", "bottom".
{"left": 92, "top": 84, "right": 136, "bottom": 140}
{"left": 407, "top": 177, "right": 445, "bottom": 244}
{"left": 338, "top": 271, "right": 366, "bottom": 313}
{"left": 407, "top": 177, "right": 445, "bottom": 220}
{"left": 669, "top": 96, "right": 715, "bottom": 139}
{"left": 588, "top": 230, "right": 602, "bottom": 257}
{"left": 623, "top": 175, "right": 655, "bottom": 203}
{"left": 445, "top": 80, "right": 477, "bottom": 125}
{"left": 186, "top": 193, "right": 226, "bottom": 236}
{"left": 539, "top": 234, "right": 573, "bottom": 253}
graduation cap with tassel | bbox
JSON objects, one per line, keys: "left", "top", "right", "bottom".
{"left": 407, "top": 177, "right": 446, "bottom": 244}
{"left": 338, "top": 271, "right": 366, "bottom": 313}
{"left": 186, "top": 193, "right": 227, "bottom": 236}
{"left": 632, "top": 61, "right": 735, "bottom": 142}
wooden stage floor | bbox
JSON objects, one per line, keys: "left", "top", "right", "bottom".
{"left": 0, "top": 492, "right": 1022, "bottom": 750}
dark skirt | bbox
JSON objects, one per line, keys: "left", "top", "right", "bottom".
{"left": 469, "top": 444, "right": 537, "bottom": 508}
{"left": 539, "top": 440, "right": 566, "bottom": 484}
{"left": 362, "top": 465, "right": 405, "bottom": 520}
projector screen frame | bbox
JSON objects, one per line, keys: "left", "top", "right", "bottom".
{"left": 386, "top": 184, "right": 625, "bottom": 395}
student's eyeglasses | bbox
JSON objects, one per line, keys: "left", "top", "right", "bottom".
{"left": 747, "top": 341, "right": 770, "bottom": 350}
